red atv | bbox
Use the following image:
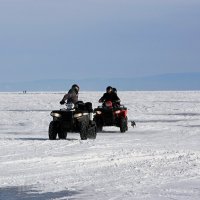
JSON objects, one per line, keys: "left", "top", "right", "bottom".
{"left": 94, "top": 101, "right": 128, "bottom": 133}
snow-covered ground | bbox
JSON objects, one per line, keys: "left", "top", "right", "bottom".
{"left": 0, "top": 91, "right": 200, "bottom": 200}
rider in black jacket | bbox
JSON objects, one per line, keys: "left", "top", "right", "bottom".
{"left": 99, "top": 86, "right": 120, "bottom": 106}
{"left": 60, "top": 84, "right": 79, "bottom": 105}
{"left": 60, "top": 84, "right": 94, "bottom": 121}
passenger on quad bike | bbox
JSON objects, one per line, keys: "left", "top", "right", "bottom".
{"left": 111, "top": 87, "right": 120, "bottom": 106}
{"left": 99, "top": 86, "right": 120, "bottom": 107}
{"left": 60, "top": 84, "right": 79, "bottom": 105}
{"left": 112, "top": 87, "right": 117, "bottom": 94}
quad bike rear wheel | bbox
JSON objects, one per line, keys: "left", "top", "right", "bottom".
{"left": 120, "top": 117, "right": 127, "bottom": 133}
{"left": 79, "top": 120, "right": 88, "bottom": 140}
{"left": 125, "top": 117, "right": 128, "bottom": 131}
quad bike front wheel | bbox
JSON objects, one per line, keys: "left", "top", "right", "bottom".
{"left": 58, "top": 130, "right": 67, "bottom": 140}
{"left": 96, "top": 124, "right": 103, "bottom": 132}
{"left": 49, "top": 121, "right": 58, "bottom": 140}
{"left": 87, "top": 121, "right": 97, "bottom": 139}
{"left": 95, "top": 118, "right": 103, "bottom": 132}
{"left": 79, "top": 120, "right": 88, "bottom": 140}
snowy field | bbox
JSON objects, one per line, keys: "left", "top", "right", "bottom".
{"left": 0, "top": 91, "right": 200, "bottom": 200}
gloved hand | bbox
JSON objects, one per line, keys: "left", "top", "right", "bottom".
{"left": 60, "top": 100, "right": 65, "bottom": 105}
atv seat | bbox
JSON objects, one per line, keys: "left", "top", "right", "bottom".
{"left": 75, "top": 101, "right": 93, "bottom": 112}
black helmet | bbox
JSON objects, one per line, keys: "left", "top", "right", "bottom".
{"left": 112, "top": 87, "right": 117, "bottom": 93}
{"left": 106, "top": 86, "right": 112, "bottom": 93}
{"left": 72, "top": 84, "right": 79, "bottom": 93}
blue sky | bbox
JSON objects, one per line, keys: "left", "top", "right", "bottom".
{"left": 0, "top": 0, "right": 200, "bottom": 83}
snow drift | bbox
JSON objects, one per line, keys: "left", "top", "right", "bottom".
{"left": 0, "top": 91, "right": 200, "bottom": 200}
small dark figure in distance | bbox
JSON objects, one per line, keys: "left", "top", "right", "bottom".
{"left": 131, "top": 121, "right": 136, "bottom": 127}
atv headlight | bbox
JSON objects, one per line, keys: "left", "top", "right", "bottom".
{"left": 74, "top": 113, "right": 83, "bottom": 118}
{"left": 96, "top": 111, "right": 102, "bottom": 115}
{"left": 115, "top": 110, "right": 121, "bottom": 114}
{"left": 50, "top": 112, "right": 61, "bottom": 118}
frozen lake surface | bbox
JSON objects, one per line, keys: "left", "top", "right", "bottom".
{"left": 0, "top": 91, "right": 200, "bottom": 200}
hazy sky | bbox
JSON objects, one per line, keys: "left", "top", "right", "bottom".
{"left": 0, "top": 0, "right": 200, "bottom": 82}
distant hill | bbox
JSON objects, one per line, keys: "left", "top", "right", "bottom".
{"left": 0, "top": 73, "right": 200, "bottom": 91}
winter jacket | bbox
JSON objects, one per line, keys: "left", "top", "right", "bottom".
{"left": 61, "top": 88, "right": 78, "bottom": 104}
{"left": 99, "top": 92, "right": 120, "bottom": 105}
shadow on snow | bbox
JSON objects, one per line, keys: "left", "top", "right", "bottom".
{"left": 4, "top": 109, "right": 51, "bottom": 112}
{"left": 17, "top": 138, "right": 79, "bottom": 141}
{"left": 136, "top": 119, "right": 185, "bottom": 123}
{"left": 1, "top": 137, "right": 78, "bottom": 141}
{"left": 148, "top": 112, "right": 200, "bottom": 117}
{"left": 0, "top": 185, "right": 80, "bottom": 200}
